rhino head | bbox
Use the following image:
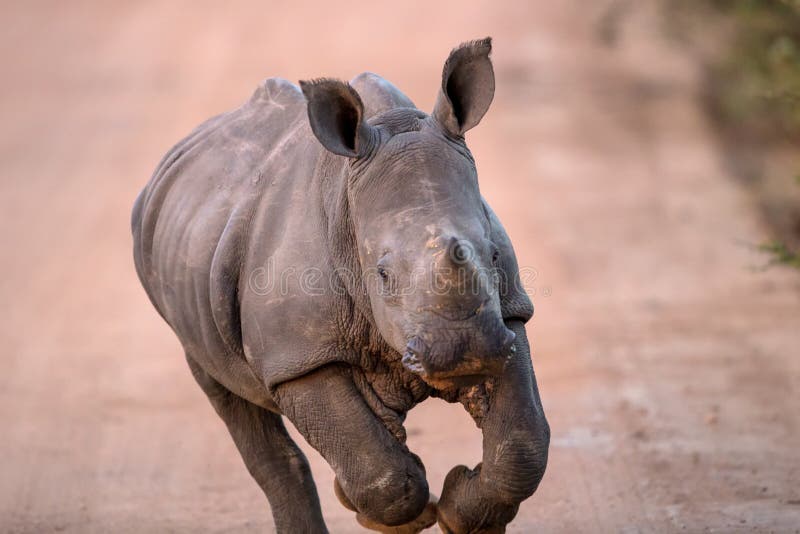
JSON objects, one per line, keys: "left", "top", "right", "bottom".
{"left": 301, "top": 38, "right": 515, "bottom": 388}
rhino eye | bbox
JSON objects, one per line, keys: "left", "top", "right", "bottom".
{"left": 491, "top": 248, "right": 500, "bottom": 265}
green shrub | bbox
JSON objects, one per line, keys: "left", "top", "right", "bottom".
{"left": 706, "top": 0, "right": 800, "bottom": 141}
{"left": 671, "top": 0, "right": 800, "bottom": 268}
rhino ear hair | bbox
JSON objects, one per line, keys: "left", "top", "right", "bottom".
{"left": 432, "top": 37, "right": 495, "bottom": 137}
{"left": 300, "top": 78, "right": 374, "bottom": 158}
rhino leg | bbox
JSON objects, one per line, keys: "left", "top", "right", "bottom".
{"left": 275, "top": 364, "right": 435, "bottom": 531}
{"left": 437, "top": 320, "right": 550, "bottom": 533}
{"left": 186, "top": 355, "right": 327, "bottom": 534}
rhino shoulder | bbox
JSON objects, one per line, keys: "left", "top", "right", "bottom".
{"left": 483, "top": 199, "right": 534, "bottom": 323}
{"left": 350, "top": 72, "right": 416, "bottom": 118}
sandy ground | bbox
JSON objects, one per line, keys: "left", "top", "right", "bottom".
{"left": 1, "top": 1, "right": 799, "bottom": 532}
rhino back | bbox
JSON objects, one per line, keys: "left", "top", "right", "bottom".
{"left": 132, "top": 78, "right": 317, "bottom": 405}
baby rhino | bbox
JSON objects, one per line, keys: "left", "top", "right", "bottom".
{"left": 132, "top": 38, "right": 549, "bottom": 533}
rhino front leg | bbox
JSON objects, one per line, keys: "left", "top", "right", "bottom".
{"left": 185, "top": 355, "right": 327, "bottom": 533}
{"left": 437, "top": 320, "right": 550, "bottom": 533}
{"left": 274, "top": 364, "right": 436, "bottom": 532}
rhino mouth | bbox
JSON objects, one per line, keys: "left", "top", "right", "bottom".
{"left": 401, "top": 349, "right": 426, "bottom": 374}
{"left": 400, "top": 329, "right": 515, "bottom": 384}
{"left": 401, "top": 336, "right": 429, "bottom": 376}
{"left": 401, "top": 349, "right": 510, "bottom": 380}
{"left": 417, "top": 297, "right": 489, "bottom": 322}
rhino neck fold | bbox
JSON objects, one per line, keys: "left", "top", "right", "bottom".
{"left": 319, "top": 151, "right": 374, "bottom": 329}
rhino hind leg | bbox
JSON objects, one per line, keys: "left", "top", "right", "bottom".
{"left": 185, "top": 355, "right": 327, "bottom": 534}
{"left": 275, "top": 364, "right": 433, "bottom": 530}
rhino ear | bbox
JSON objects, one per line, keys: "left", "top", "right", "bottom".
{"left": 300, "top": 78, "right": 374, "bottom": 158}
{"left": 432, "top": 37, "right": 495, "bottom": 137}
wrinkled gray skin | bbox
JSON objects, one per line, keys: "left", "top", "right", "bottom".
{"left": 132, "top": 38, "right": 549, "bottom": 533}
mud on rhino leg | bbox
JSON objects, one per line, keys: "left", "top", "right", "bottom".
{"left": 185, "top": 355, "right": 327, "bottom": 534}
{"left": 274, "top": 364, "right": 436, "bottom": 532}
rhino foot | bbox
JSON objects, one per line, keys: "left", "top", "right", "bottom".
{"left": 356, "top": 496, "right": 438, "bottom": 534}
{"left": 335, "top": 477, "right": 437, "bottom": 533}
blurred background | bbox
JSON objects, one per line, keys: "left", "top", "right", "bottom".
{"left": 1, "top": 0, "right": 798, "bottom": 532}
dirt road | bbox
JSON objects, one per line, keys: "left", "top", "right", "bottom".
{"left": 1, "top": 1, "right": 798, "bottom": 532}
